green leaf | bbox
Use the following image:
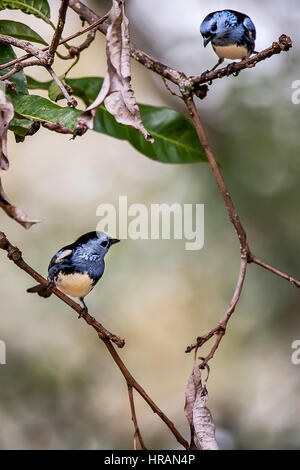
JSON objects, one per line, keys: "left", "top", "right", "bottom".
{"left": 0, "top": 43, "right": 28, "bottom": 94}
{"left": 0, "top": 20, "right": 47, "bottom": 44}
{"left": 9, "top": 116, "right": 32, "bottom": 136}
{"left": 10, "top": 94, "right": 80, "bottom": 130}
{"left": 0, "top": 0, "right": 51, "bottom": 23}
{"left": 9, "top": 117, "right": 31, "bottom": 142}
{"left": 69, "top": 77, "right": 206, "bottom": 164}
{"left": 26, "top": 74, "right": 51, "bottom": 90}
{"left": 48, "top": 78, "right": 64, "bottom": 102}
{"left": 25, "top": 76, "right": 206, "bottom": 164}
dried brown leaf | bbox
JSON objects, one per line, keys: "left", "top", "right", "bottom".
{"left": 192, "top": 364, "right": 219, "bottom": 450}
{"left": 0, "top": 91, "right": 40, "bottom": 229}
{"left": 77, "top": 0, "right": 153, "bottom": 143}
{"left": 0, "top": 89, "right": 14, "bottom": 170}
{"left": 184, "top": 369, "right": 201, "bottom": 450}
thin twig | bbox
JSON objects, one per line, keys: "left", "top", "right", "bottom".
{"left": 184, "top": 95, "right": 249, "bottom": 253}
{"left": 62, "top": 30, "right": 97, "bottom": 59}
{"left": 0, "top": 59, "right": 42, "bottom": 81}
{"left": 0, "top": 35, "right": 46, "bottom": 61}
{"left": 0, "top": 231, "right": 189, "bottom": 450}
{"left": 47, "top": 0, "right": 70, "bottom": 63}
{"left": 42, "top": 122, "right": 74, "bottom": 134}
{"left": 249, "top": 255, "right": 300, "bottom": 288}
{"left": 0, "top": 15, "right": 109, "bottom": 72}
{"left": 186, "top": 257, "right": 248, "bottom": 361}
{"left": 127, "top": 385, "right": 147, "bottom": 450}
{"left": 46, "top": 66, "right": 77, "bottom": 107}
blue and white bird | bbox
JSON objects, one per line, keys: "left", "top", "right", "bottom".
{"left": 200, "top": 10, "right": 257, "bottom": 71}
{"left": 27, "top": 231, "right": 120, "bottom": 317}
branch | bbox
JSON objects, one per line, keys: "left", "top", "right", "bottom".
{"left": 186, "top": 257, "right": 248, "bottom": 360}
{"left": 0, "top": 35, "right": 46, "bottom": 61}
{"left": 0, "top": 231, "right": 189, "bottom": 450}
{"left": 47, "top": 0, "right": 69, "bottom": 64}
{"left": 127, "top": 385, "right": 147, "bottom": 450}
{"left": 42, "top": 121, "right": 73, "bottom": 134}
{"left": 191, "top": 35, "right": 292, "bottom": 90}
{"left": 0, "top": 59, "right": 43, "bottom": 81}
{"left": 183, "top": 96, "right": 249, "bottom": 253}
{"left": 0, "top": 15, "right": 109, "bottom": 72}
{"left": 46, "top": 66, "right": 77, "bottom": 107}
{"left": 249, "top": 255, "right": 300, "bottom": 288}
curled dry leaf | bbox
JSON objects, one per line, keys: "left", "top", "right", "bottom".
{"left": 184, "top": 369, "right": 201, "bottom": 450}
{"left": 192, "top": 364, "right": 219, "bottom": 450}
{"left": 75, "top": 0, "right": 153, "bottom": 143}
{"left": 0, "top": 87, "right": 14, "bottom": 170}
{"left": 0, "top": 90, "right": 40, "bottom": 229}
{"left": 184, "top": 364, "right": 219, "bottom": 450}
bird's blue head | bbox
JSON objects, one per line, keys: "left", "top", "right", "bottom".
{"left": 200, "top": 10, "right": 253, "bottom": 48}
{"left": 74, "top": 231, "right": 120, "bottom": 258}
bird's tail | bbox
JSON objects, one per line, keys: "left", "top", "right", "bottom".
{"left": 27, "top": 283, "right": 53, "bottom": 298}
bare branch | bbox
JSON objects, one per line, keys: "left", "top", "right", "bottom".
{"left": 186, "top": 257, "right": 248, "bottom": 360}
{"left": 47, "top": 0, "right": 69, "bottom": 64}
{"left": 183, "top": 95, "right": 249, "bottom": 253}
{"left": 249, "top": 255, "right": 300, "bottom": 288}
{"left": 191, "top": 35, "right": 293, "bottom": 90}
{"left": 0, "top": 15, "right": 109, "bottom": 72}
{"left": 42, "top": 122, "right": 73, "bottom": 134}
{"left": 0, "top": 35, "right": 46, "bottom": 61}
{"left": 127, "top": 385, "right": 147, "bottom": 450}
{"left": 46, "top": 66, "right": 77, "bottom": 107}
{"left": 0, "top": 58, "right": 43, "bottom": 81}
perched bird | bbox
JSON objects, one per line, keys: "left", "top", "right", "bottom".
{"left": 200, "top": 9, "right": 256, "bottom": 71}
{"left": 27, "top": 231, "right": 120, "bottom": 317}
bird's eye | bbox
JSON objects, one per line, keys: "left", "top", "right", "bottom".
{"left": 100, "top": 241, "right": 108, "bottom": 247}
{"left": 211, "top": 23, "right": 217, "bottom": 32}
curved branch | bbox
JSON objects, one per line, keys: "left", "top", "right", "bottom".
{"left": 127, "top": 385, "right": 147, "bottom": 450}
{"left": 186, "top": 257, "right": 248, "bottom": 362}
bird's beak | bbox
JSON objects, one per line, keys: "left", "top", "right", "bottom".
{"left": 109, "top": 238, "right": 120, "bottom": 246}
{"left": 203, "top": 35, "right": 213, "bottom": 48}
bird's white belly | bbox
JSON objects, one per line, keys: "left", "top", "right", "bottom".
{"left": 55, "top": 272, "right": 94, "bottom": 298}
{"left": 213, "top": 44, "right": 250, "bottom": 60}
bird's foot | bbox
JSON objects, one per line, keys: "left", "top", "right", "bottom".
{"left": 200, "top": 69, "right": 210, "bottom": 80}
{"left": 78, "top": 298, "right": 88, "bottom": 319}
{"left": 78, "top": 305, "right": 88, "bottom": 319}
{"left": 225, "top": 62, "right": 236, "bottom": 76}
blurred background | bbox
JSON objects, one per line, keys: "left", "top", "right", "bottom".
{"left": 0, "top": 0, "right": 299, "bottom": 450}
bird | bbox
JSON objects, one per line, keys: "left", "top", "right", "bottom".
{"left": 27, "top": 231, "right": 120, "bottom": 317}
{"left": 200, "top": 9, "right": 257, "bottom": 71}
